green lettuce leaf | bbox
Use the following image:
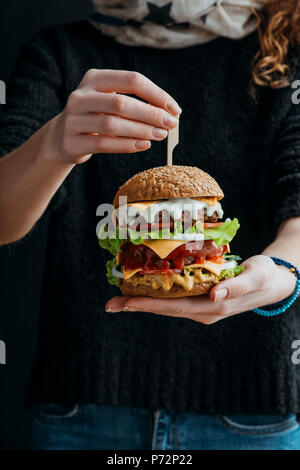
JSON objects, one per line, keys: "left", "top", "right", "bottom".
{"left": 98, "top": 237, "right": 122, "bottom": 256}
{"left": 203, "top": 218, "right": 240, "bottom": 246}
{"left": 184, "top": 220, "right": 204, "bottom": 235}
{"left": 98, "top": 218, "right": 240, "bottom": 253}
{"left": 219, "top": 265, "right": 244, "bottom": 280}
{"left": 106, "top": 258, "right": 121, "bottom": 286}
{"left": 223, "top": 254, "right": 242, "bottom": 261}
{"left": 233, "top": 265, "right": 244, "bottom": 276}
{"left": 98, "top": 224, "right": 123, "bottom": 255}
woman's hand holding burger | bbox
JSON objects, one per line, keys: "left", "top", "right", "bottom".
{"left": 103, "top": 164, "right": 300, "bottom": 326}
{"left": 106, "top": 253, "right": 297, "bottom": 324}
{"left": 0, "top": 70, "right": 180, "bottom": 244}
{"left": 49, "top": 69, "right": 181, "bottom": 164}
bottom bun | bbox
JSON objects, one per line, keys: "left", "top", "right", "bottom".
{"left": 120, "top": 280, "right": 216, "bottom": 298}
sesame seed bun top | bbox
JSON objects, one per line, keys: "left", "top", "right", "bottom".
{"left": 113, "top": 165, "right": 224, "bottom": 207}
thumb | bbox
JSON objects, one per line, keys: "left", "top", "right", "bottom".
{"left": 210, "top": 256, "right": 271, "bottom": 303}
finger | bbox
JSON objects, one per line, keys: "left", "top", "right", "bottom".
{"left": 106, "top": 295, "right": 219, "bottom": 317}
{"left": 105, "top": 296, "right": 132, "bottom": 312}
{"left": 69, "top": 113, "right": 168, "bottom": 141}
{"left": 69, "top": 90, "right": 179, "bottom": 129}
{"left": 106, "top": 295, "right": 225, "bottom": 324}
{"left": 210, "top": 258, "right": 269, "bottom": 303}
{"left": 68, "top": 134, "right": 151, "bottom": 156}
{"left": 79, "top": 69, "right": 182, "bottom": 115}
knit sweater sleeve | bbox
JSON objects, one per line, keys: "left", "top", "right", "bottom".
{"left": 0, "top": 28, "right": 67, "bottom": 220}
{"left": 271, "top": 75, "right": 300, "bottom": 233}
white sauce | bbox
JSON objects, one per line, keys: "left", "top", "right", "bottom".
{"left": 173, "top": 233, "right": 204, "bottom": 241}
{"left": 116, "top": 198, "right": 223, "bottom": 226}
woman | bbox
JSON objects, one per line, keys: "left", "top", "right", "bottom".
{"left": 1, "top": 0, "right": 300, "bottom": 450}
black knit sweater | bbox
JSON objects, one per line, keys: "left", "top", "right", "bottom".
{"left": 1, "top": 21, "right": 300, "bottom": 414}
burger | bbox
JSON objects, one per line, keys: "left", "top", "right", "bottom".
{"left": 98, "top": 165, "right": 243, "bottom": 298}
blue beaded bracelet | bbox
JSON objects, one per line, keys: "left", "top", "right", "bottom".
{"left": 253, "top": 257, "right": 300, "bottom": 317}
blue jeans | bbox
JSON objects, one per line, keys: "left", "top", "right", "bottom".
{"left": 32, "top": 404, "right": 300, "bottom": 450}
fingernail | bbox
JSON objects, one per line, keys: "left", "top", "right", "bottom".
{"left": 135, "top": 140, "right": 151, "bottom": 149}
{"left": 166, "top": 101, "right": 182, "bottom": 115}
{"left": 214, "top": 288, "right": 228, "bottom": 303}
{"left": 163, "top": 115, "right": 178, "bottom": 128}
{"left": 105, "top": 304, "right": 118, "bottom": 313}
{"left": 123, "top": 307, "right": 137, "bottom": 312}
{"left": 152, "top": 127, "right": 168, "bottom": 139}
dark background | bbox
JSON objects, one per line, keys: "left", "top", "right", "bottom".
{"left": 0, "top": 0, "right": 92, "bottom": 450}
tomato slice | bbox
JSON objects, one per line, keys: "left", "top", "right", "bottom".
{"left": 208, "top": 256, "right": 224, "bottom": 264}
{"left": 203, "top": 222, "right": 223, "bottom": 228}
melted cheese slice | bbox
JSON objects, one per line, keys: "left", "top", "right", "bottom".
{"left": 184, "top": 260, "right": 224, "bottom": 276}
{"left": 123, "top": 267, "right": 142, "bottom": 280}
{"left": 117, "top": 239, "right": 187, "bottom": 266}
{"left": 115, "top": 201, "right": 156, "bottom": 210}
{"left": 141, "top": 239, "right": 187, "bottom": 259}
{"left": 117, "top": 239, "right": 186, "bottom": 263}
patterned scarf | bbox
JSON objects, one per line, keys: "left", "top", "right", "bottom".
{"left": 91, "top": 0, "right": 265, "bottom": 49}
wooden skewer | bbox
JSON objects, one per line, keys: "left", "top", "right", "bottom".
{"left": 167, "top": 119, "right": 179, "bottom": 166}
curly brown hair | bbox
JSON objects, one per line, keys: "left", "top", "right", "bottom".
{"left": 252, "top": 0, "right": 300, "bottom": 91}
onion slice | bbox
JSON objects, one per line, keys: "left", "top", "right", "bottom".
{"left": 112, "top": 265, "right": 124, "bottom": 278}
{"left": 221, "top": 261, "right": 237, "bottom": 271}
